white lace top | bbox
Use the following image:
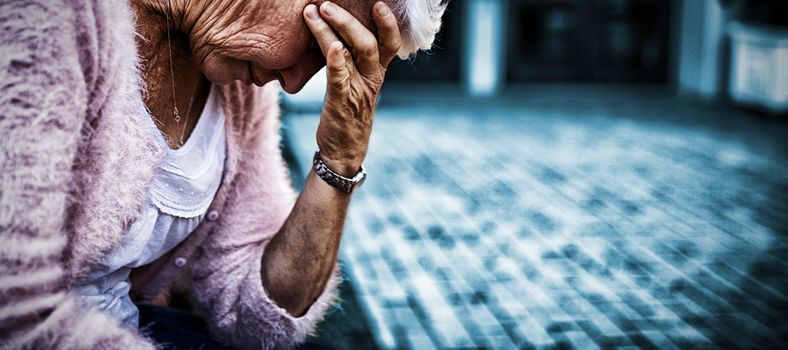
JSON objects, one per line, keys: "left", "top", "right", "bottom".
{"left": 77, "top": 85, "right": 226, "bottom": 328}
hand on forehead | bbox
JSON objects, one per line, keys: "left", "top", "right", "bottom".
{"left": 309, "top": 0, "right": 398, "bottom": 33}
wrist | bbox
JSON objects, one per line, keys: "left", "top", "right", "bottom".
{"left": 317, "top": 153, "right": 364, "bottom": 178}
{"left": 312, "top": 150, "right": 367, "bottom": 194}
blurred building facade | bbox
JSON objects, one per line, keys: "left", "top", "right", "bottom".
{"left": 383, "top": 0, "right": 787, "bottom": 112}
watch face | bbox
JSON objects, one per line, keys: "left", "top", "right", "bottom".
{"left": 355, "top": 174, "right": 366, "bottom": 189}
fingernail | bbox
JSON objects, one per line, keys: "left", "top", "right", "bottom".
{"left": 322, "top": 2, "right": 336, "bottom": 17}
{"left": 330, "top": 41, "right": 343, "bottom": 54}
{"left": 376, "top": 2, "right": 390, "bottom": 17}
{"left": 305, "top": 5, "right": 319, "bottom": 20}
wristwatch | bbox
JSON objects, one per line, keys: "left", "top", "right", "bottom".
{"left": 313, "top": 150, "right": 367, "bottom": 193}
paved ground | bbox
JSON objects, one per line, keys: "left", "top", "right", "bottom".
{"left": 284, "top": 85, "right": 788, "bottom": 350}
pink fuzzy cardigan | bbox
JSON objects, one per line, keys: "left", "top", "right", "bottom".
{"left": 0, "top": 1, "right": 338, "bottom": 349}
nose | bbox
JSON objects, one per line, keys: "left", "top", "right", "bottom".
{"left": 277, "top": 51, "right": 326, "bottom": 94}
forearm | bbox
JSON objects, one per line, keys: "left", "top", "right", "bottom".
{"left": 258, "top": 0, "right": 404, "bottom": 317}
{"left": 260, "top": 168, "right": 352, "bottom": 316}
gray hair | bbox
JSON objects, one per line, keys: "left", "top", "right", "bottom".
{"left": 392, "top": 0, "right": 450, "bottom": 59}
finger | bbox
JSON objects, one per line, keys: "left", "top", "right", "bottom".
{"left": 372, "top": 1, "right": 402, "bottom": 66}
{"left": 320, "top": 2, "right": 380, "bottom": 75}
{"left": 325, "top": 41, "right": 351, "bottom": 98}
{"left": 303, "top": 4, "right": 343, "bottom": 59}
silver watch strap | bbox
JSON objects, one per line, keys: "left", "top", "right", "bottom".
{"left": 312, "top": 151, "right": 367, "bottom": 193}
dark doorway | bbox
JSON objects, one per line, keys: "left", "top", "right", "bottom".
{"left": 507, "top": 0, "right": 671, "bottom": 83}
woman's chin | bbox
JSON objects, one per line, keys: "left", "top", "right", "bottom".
{"left": 280, "top": 83, "right": 305, "bottom": 94}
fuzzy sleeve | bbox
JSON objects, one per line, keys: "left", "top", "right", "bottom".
{"left": 0, "top": 1, "right": 155, "bottom": 349}
{"left": 189, "top": 84, "right": 340, "bottom": 350}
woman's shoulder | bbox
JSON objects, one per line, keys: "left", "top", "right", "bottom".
{"left": 2, "top": 0, "right": 140, "bottom": 100}
{"left": 0, "top": 1, "right": 84, "bottom": 67}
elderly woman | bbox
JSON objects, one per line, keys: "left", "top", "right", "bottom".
{"left": 0, "top": 0, "right": 448, "bottom": 349}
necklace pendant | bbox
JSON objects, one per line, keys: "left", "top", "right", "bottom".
{"left": 173, "top": 106, "right": 181, "bottom": 123}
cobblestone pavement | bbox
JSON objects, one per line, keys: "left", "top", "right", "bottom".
{"left": 285, "top": 90, "right": 788, "bottom": 350}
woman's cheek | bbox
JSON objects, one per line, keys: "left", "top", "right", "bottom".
{"left": 201, "top": 55, "right": 245, "bottom": 85}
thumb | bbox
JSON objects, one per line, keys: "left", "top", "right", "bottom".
{"left": 326, "top": 41, "right": 351, "bottom": 98}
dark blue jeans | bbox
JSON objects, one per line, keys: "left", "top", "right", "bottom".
{"left": 138, "top": 304, "right": 330, "bottom": 350}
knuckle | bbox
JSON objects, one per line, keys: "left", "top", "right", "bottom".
{"left": 389, "top": 36, "right": 402, "bottom": 51}
{"left": 329, "top": 77, "right": 346, "bottom": 89}
{"left": 358, "top": 46, "right": 376, "bottom": 59}
{"left": 343, "top": 48, "right": 353, "bottom": 61}
{"left": 359, "top": 36, "right": 378, "bottom": 56}
{"left": 332, "top": 69, "right": 348, "bottom": 80}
